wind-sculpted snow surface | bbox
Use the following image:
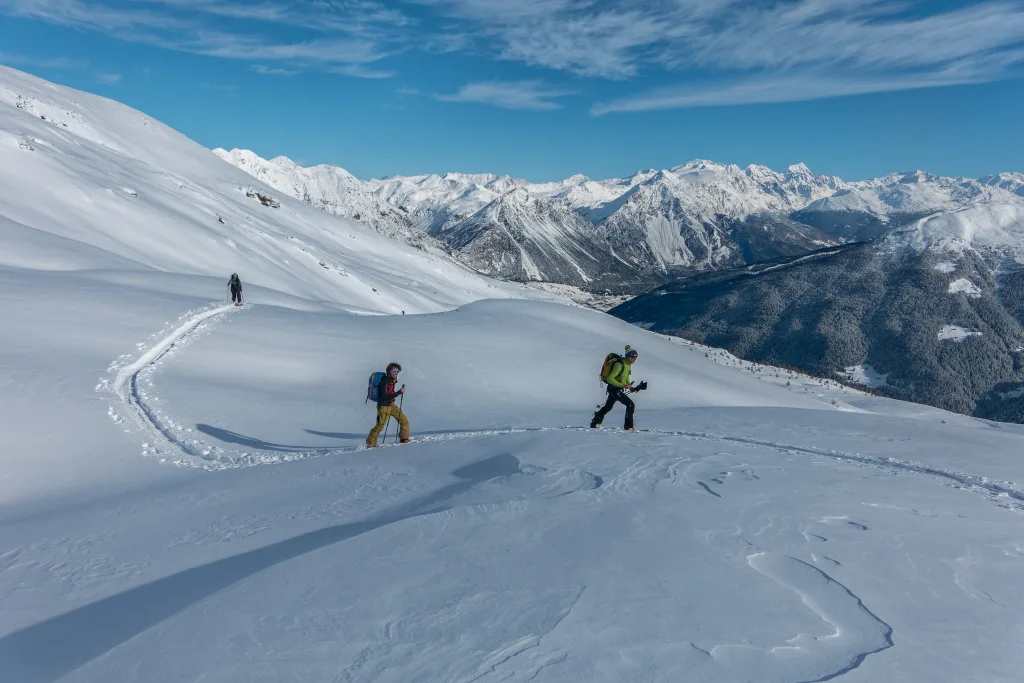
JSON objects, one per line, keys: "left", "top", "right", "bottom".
{"left": 5, "top": 280, "right": 1024, "bottom": 682}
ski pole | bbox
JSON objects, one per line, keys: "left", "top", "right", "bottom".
{"left": 396, "top": 390, "right": 404, "bottom": 443}
{"left": 382, "top": 409, "right": 390, "bottom": 444}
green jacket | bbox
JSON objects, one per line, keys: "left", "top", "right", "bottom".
{"left": 607, "top": 360, "right": 631, "bottom": 388}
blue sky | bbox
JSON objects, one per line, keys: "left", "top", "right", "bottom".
{"left": 1, "top": 0, "right": 1023, "bottom": 181}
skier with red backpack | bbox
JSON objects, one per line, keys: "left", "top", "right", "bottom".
{"left": 591, "top": 345, "right": 647, "bottom": 430}
{"left": 366, "top": 362, "right": 410, "bottom": 447}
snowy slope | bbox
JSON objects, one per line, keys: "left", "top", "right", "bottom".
{"left": 4, "top": 271, "right": 1024, "bottom": 683}
{"left": 210, "top": 148, "right": 445, "bottom": 253}
{"left": 438, "top": 188, "right": 658, "bottom": 292}
{"left": 4, "top": 67, "right": 1024, "bottom": 683}
{"left": 793, "top": 170, "right": 1021, "bottom": 241}
{"left": 887, "top": 201, "right": 1024, "bottom": 260}
{"left": 366, "top": 171, "right": 524, "bottom": 233}
{"left": 597, "top": 163, "right": 842, "bottom": 271}
{"left": 0, "top": 65, "right": 547, "bottom": 314}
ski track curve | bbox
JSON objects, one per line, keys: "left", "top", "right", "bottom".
{"left": 107, "top": 303, "right": 241, "bottom": 460}
{"left": 106, "top": 308, "right": 1024, "bottom": 512}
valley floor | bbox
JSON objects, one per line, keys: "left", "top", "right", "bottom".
{"left": 2, "top": 271, "right": 1023, "bottom": 683}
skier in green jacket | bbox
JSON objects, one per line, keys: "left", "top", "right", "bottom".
{"left": 591, "top": 346, "right": 640, "bottom": 430}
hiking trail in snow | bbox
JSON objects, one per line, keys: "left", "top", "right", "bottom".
{"left": 100, "top": 302, "right": 242, "bottom": 462}
{"left": 99, "top": 306, "right": 1024, "bottom": 513}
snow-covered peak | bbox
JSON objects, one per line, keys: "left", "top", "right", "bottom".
{"left": 441, "top": 171, "right": 498, "bottom": 186}
{"left": 884, "top": 202, "right": 1024, "bottom": 266}
{"left": 745, "top": 163, "right": 783, "bottom": 181}
{"left": 269, "top": 154, "right": 300, "bottom": 171}
{"left": 497, "top": 186, "right": 532, "bottom": 205}
{"left": 671, "top": 159, "right": 732, "bottom": 174}
{"left": 803, "top": 172, "right": 1020, "bottom": 225}
{"left": 898, "top": 170, "right": 942, "bottom": 185}
{"left": 980, "top": 172, "right": 1024, "bottom": 196}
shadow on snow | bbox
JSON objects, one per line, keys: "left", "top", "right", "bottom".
{"left": 0, "top": 455, "right": 522, "bottom": 683}
{"left": 193, "top": 423, "right": 508, "bottom": 451}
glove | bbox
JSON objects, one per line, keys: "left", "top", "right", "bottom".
{"left": 632, "top": 381, "right": 648, "bottom": 392}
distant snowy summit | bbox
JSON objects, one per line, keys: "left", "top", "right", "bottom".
{"left": 216, "top": 148, "right": 1024, "bottom": 293}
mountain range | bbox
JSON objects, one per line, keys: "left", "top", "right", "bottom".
{"left": 612, "top": 202, "right": 1024, "bottom": 423}
{"left": 215, "top": 149, "right": 1024, "bottom": 295}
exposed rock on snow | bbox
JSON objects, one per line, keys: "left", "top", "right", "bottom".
{"left": 244, "top": 187, "right": 280, "bottom": 208}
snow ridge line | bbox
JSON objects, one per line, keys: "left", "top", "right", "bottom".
{"left": 111, "top": 303, "right": 239, "bottom": 457}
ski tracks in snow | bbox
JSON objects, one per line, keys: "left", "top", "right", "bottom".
{"left": 101, "top": 308, "right": 1024, "bottom": 513}
{"left": 101, "top": 302, "right": 242, "bottom": 463}
{"left": 83, "top": 306, "right": 1022, "bottom": 682}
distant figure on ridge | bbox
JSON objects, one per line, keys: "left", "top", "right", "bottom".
{"left": 366, "top": 362, "right": 410, "bottom": 447}
{"left": 591, "top": 345, "right": 647, "bottom": 431}
{"left": 228, "top": 273, "right": 243, "bottom": 306}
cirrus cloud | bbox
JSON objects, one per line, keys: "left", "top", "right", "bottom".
{"left": 433, "top": 80, "right": 575, "bottom": 110}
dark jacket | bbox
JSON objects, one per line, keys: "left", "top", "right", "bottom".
{"left": 376, "top": 374, "right": 402, "bottom": 407}
{"left": 228, "top": 276, "right": 242, "bottom": 291}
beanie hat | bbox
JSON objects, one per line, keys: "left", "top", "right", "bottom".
{"left": 624, "top": 345, "right": 638, "bottom": 358}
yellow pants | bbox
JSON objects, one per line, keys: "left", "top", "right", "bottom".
{"left": 367, "top": 405, "right": 409, "bottom": 446}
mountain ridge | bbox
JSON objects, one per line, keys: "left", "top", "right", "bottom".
{"left": 217, "top": 148, "right": 1024, "bottom": 294}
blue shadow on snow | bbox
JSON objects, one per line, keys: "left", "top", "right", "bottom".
{"left": 0, "top": 454, "right": 522, "bottom": 683}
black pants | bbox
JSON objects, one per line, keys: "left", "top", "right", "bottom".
{"left": 592, "top": 385, "right": 634, "bottom": 429}
{"left": 231, "top": 286, "right": 242, "bottom": 303}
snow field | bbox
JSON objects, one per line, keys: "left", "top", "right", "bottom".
{"left": 5, "top": 273, "right": 1024, "bottom": 683}
{"left": 3, "top": 64, "right": 1024, "bottom": 683}
{"left": 938, "top": 324, "right": 983, "bottom": 342}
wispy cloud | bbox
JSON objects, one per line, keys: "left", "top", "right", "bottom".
{"left": 252, "top": 64, "right": 299, "bottom": 76}
{"left": 202, "top": 82, "right": 240, "bottom": 95}
{"left": 96, "top": 71, "right": 121, "bottom": 84}
{"left": 0, "top": 0, "right": 408, "bottom": 76}
{"left": 418, "top": 0, "right": 1024, "bottom": 107}
{"left": 4, "top": 0, "right": 1024, "bottom": 106}
{"left": 0, "top": 51, "right": 89, "bottom": 69}
{"left": 413, "top": 0, "right": 680, "bottom": 79}
{"left": 591, "top": 68, "right": 1013, "bottom": 114}
{"left": 431, "top": 80, "right": 574, "bottom": 110}
{"left": 327, "top": 64, "right": 394, "bottom": 78}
